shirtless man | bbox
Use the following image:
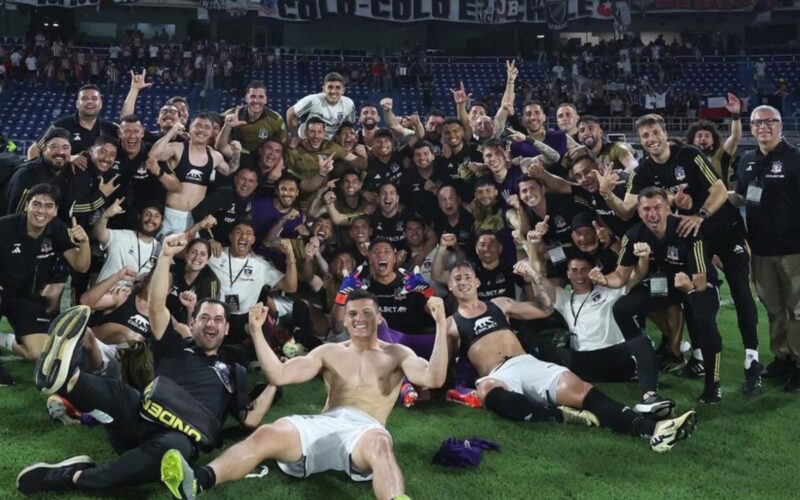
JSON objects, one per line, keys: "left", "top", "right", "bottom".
{"left": 445, "top": 260, "right": 696, "bottom": 453}
{"left": 149, "top": 113, "right": 233, "bottom": 236}
{"left": 159, "top": 290, "right": 449, "bottom": 500}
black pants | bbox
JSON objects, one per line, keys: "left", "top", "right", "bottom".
{"left": 65, "top": 372, "right": 196, "bottom": 490}
{"left": 539, "top": 336, "right": 658, "bottom": 395}
{"left": 613, "top": 284, "right": 723, "bottom": 389}
{"left": 706, "top": 226, "right": 759, "bottom": 351}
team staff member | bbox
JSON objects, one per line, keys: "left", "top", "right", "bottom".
{"left": 731, "top": 105, "right": 800, "bottom": 392}
{"left": 0, "top": 183, "right": 90, "bottom": 362}
{"left": 207, "top": 220, "right": 297, "bottom": 343}
{"left": 216, "top": 80, "right": 288, "bottom": 157}
{"left": 608, "top": 114, "right": 760, "bottom": 392}
{"left": 16, "top": 233, "right": 278, "bottom": 495}
{"left": 6, "top": 128, "right": 72, "bottom": 214}
{"left": 29, "top": 84, "right": 119, "bottom": 165}
{"left": 597, "top": 187, "right": 724, "bottom": 404}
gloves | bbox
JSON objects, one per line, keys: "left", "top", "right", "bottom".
{"left": 335, "top": 265, "right": 365, "bottom": 305}
{"left": 401, "top": 266, "right": 434, "bottom": 299}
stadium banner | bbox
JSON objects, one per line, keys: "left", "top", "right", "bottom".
{"left": 9, "top": 0, "right": 99, "bottom": 7}
{"left": 256, "top": 0, "right": 616, "bottom": 23}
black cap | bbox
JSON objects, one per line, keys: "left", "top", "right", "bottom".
{"left": 571, "top": 212, "right": 596, "bottom": 231}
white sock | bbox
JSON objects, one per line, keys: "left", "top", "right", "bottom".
{"left": 692, "top": 349, "right": 704, "bottom": 361}
{"left": 745, "top": 349, "right": 759, "bottom": 369}
{"left": 0, "top": 332, "right": 15, "bottom": 351}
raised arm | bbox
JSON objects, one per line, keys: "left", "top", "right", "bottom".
{"left": 450, "top": 81, "right": 474, "bottom": 139}
{"left": 723, "top": 93, "right": 742, "bottom": 156}
{"left": 62, "top": 217, "right": 91, "bottom": 274}
{"left": 92, "top": 197, "right": 125, "bottom": 245}
{"left": 148, "top": 233, "right": 188, "bottom": 341}
{"left": 148, "top": 123, "right": 184, "bottom": 163}
{"left": 248, "top": 302, "right": 323, "bottom": 386}
{"left": 400, "top": 297, "right": 449, "bottom": 389}
{"left": 120, "top": 69, "right": 152, "bottom": 119}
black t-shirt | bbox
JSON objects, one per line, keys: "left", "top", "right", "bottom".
{"left": 627, "top": 144, "right": 738, "bottom": 235}
{"left": 365, "top": 152, "right": 405, "bottom": 192}
{"left": 434, "top": 143, "right": 484, "bottom": 201}
{"left": 119, "top": 144, "right": 167, "bottom": 215}
{"left": 571, "top": 181, "right": 637, "bottom": 240}
{"left": 475, "top": 263, "right": 523, "bottom": 300}
{"left": 167, "top": 263, "right": 221, "bottom": 321}
{"left": 525, "top": 193, "right": 593, "bottom": 247}
{"left": 433, "top": 208, "right": 476, "bottom": 253}
{"left": 151, "top": 322, "right": 242, "bottom": 424}
{"left": 364, "top": 274, "right": 434, "bottom": 334}
{"left": 38, "top": 113, "right": 119, "bottom": 155}
{"left": 371, "top": 211, "right": 406, "bottom": 247}
{"left": 399, "top": 167, "right": 449, "bottom": 219}
{"left": 618, "top": 216, "right": 717, "bottom": 293}
{"left": 0, "top": 213, "right": 75, "bottom": 297}
{"left": 734, "top": 140, "right": 800, "bottom": 257}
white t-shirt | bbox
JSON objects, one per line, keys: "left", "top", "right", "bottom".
{"left": 553, "top": 286, "right": 625, "bottom": 352}
{"left": 97, "top": 230, "right": 161, "bottom": 283}
{"left": 292, "top": 92, "right": 356, "bottom": 139}
{"left": 25, "top": 56, "right": 37, "bottom": 71}
{"left": 208, "top": 250, "right": 284, "bottom": 315}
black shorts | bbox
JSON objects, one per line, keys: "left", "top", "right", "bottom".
{"left": 1, "top": 294, "right": 54, "bottom": 338}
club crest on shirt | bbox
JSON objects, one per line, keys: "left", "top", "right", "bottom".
{"left": 674, "top": 166, "right": 686, "bottom": 181}
{"left": 771, "top": 161, "right": 783, "bottom": 174}
{"left": 667, "top": 246, "right": 679, "bottom": 262}
{"left": 473, "top": 316, "right": 497, "bottom": 336}
{"left": 41, "top": 238, "right": 53, "bottom": 254}
{"left": 243, "top": 267, "right": 253, "bottom": 278}
{"left": 554, "top": 215, "right": 566, "bottom": 229}
{"left": 259, "top": 128, "right": 269, "bottom": 139}
{"left": 396, "top": 221, "right": 404, "bottom": 232}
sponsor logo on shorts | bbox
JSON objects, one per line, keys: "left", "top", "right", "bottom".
{"left": 141, "top": 398, "right": 202, "bottom": 443}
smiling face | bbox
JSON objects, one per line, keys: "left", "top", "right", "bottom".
{"left": 378, "top": 184, "right": 398, "bottom": 215}
{"left": 468, "top": 104, "right": 487, "bottom": 129}
{"left": 360, "top": 106, "right": 379, "bottom": 129}
{"left": 26, "top": 194, "right": 58, "bottom": 233}
{"left": 348, "top": 218, "right": 371, "bottom": 245}
{"left": 119, "top": 120, "right": 144, "bottom": 155}
{"left": 578, "top": 120, "right": 602, "bottom": 149}
{"left": 368, "top": 241, "right": 396, "bottom": 280}
{"left": 373, "top": 136, "right": 393, "bottom": 158}
{"left": 259, "top": 140, "right": 284, "bottom": 172}
{"left": 91, "top": 142, "right": 118, "bottom": 173}
{"left": 229, "top": 223, "right": 256, "bottom": 257}
{"left": 342, "top": 172, "right": 363, "bottom": 197}
{"left": 189, "top": 117, "right": 214, "bottom": 145}
{"left": 637, "top": 123, "right": 669, "bottom": 160}
{"left": 404, "top": 220, "right": 425, "bottom": 247}
{"left": 43, "top": 138, "right": 71, "bottom": 170}
{"left": 750, "top": 108, "right": 783, "bottom": 150}
{"left": 245, "top": 86, "right": 267, "bottom": 116}
{"left": 335, "top": 126, "right": 358, "bottom": 152}
{"left": 191, "top": 301, "right": 229, "bottom": 352}
{"left": 442, "top": 122, "right": 465, "bottom": 149}
{"left": 566, "top": 258, "right": 593, "bottom": 292}
{"left": 306, "top": 122, "right": 326, "bottom": 150}
{"left": 323, "top": 80, "right": 345, "bottom": 104}
{"left": 157, "top": 105, "right": 180, "bottom": 130}
{"left": 692, "top": 129, "right": 714, "bottom": 153}
{"left": 571, "top": 226, "right": 599, "bottom": 253}
{"left": 76, "top": 88, "right": 102, "bottom": 118}
{"left": 185, "top": 241, "right": 210, "bottom": 272}
{"left": 234, "top": 169, "right": 259, "bottom": 199}
{"left": 275, "top": 180, "right": 299, "bottom": 209}
{"left": 448, "top": 264, "right": 479, "bottom": 301}
{"left": 474, "top": 184, "right": 498, "bottom": 207}
{"left": 637, "top": 195, "right": 670, "bottom": 235}
{"left": 572, "top": 159, "right": 600, "bottom": 193}
{"left": 310, "top": 217, "right": 334, "bottom": 242}
{"left": 482, "top": 146, "right": 507, "bottom": 175}
{"left": 138, "top": 207, "right": 163, "bottom": 237}
{"left": 413, "top": 145, "right": 434, "bottom": 170}
{"left": 523, "top": 103, "right": 546, "bottom": 134}
{"left": 344, "top": 297, "right": 381, "bottom": 340}
{"left": 330, "top": 251, "right": 356, "bottom": 278}
{"left": 475, "top": 234, "right": 501, "bottom": 265}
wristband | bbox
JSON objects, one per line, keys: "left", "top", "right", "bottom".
{"left": 698, "top": 208, "right": 710, "bottom": 220}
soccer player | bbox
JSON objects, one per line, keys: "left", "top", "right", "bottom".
{"left": 158, "top": 290, "right": 449, "bottom": 500}
{"left": 444, "top": 260, "right": 696, "bottom": 452}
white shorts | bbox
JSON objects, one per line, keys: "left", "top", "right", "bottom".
{"left": 476, "top": 354, "right": 568, "bottom": 406}
{"left": 160, "top": 207, "right": 193, "bottom": 237}
{"left": 277, "top": 407, "right": 389, "bottom": 482}
{"left": 95, "top": 339, "right": 121, "bottom": 380}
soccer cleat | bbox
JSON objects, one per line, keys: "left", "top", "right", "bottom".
{"left": 558, "top": 406, "right": 600, "bottom": 427}
{"left": 161, "top": 449, "right": 197, "bottom": 500}
{"left": 650, "top": 411, "right": 697, "bottom": 453}
{"left": 699, "top": 382, "right": 722, "bottom": 404}
{"left": 400, "top": 382, "right": 419, "bottom": 408}
{"left": 676, "top": 357, "right": 705, "bottom": 379}
{"left": 634, "top": 394, "right": 677, "bottom": 420}
{"left": 35, "top": 306, "right": 91, "bottom": 396}
{"left": 0, "top": 359, "right": 15, "bottom": 386}
{"left": 16, "top": 455, "right": 95, "bottom": 494}
{"left": 658, "top": 352, "right": 685, "bottom": 373}
{"left": 446, "top": 387, "right": 483, "bottom": 409}
{"left": 741, "top": 361, "right": 764, "bottom": 396}
{"left": 47, "top": 395, "right": 82, "bottom": 426}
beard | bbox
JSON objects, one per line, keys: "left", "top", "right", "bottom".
{"left": 362, "top": 119, "right": 377, "bottom": 130}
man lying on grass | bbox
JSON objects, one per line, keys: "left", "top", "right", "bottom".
{"left": 445, "top": 259, "right": 697, "bottom": 452}
{"left": 16, "top": 233, "right": 279, "bottom": 495}
{"left": 159, "top": 289, "right": 450, "bottom": 500}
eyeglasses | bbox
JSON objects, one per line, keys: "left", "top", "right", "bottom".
{"left": 159, "top": 109, "right": 178, "bottom": 116}
{"left": 751, "top": 118, "right": 781, "bottom": 128}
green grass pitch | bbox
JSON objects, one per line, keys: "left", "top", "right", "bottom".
{"left": 1, "top": 287, "right": 797, "bottom": 499}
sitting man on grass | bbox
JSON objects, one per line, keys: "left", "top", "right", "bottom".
{"left": 158, "top": 290, "right": 450, "bottom": 500}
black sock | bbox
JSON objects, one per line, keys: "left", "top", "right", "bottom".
{"left": 195, "top": 466, "right": 216, "bottom": 493}
{"left": 581, "top": 387, "right": 655, "bottom": 437}
{"left": 483, "top": 387, "right": 563, "bottom": 423}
